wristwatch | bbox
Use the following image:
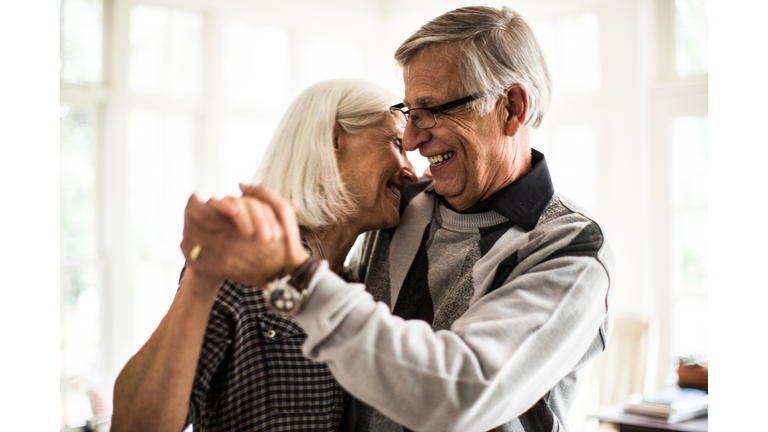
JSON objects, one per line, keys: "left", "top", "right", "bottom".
{"left": 264, "top": 257, "right": 322, "bottom": 317}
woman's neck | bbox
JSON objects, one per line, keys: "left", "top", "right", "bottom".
{"left": 300, "top": 224, "right": 360, "bottom": 274}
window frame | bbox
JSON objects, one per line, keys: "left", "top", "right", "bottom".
{"left": 649, "top": 0, "right": 708, "bottom": 389}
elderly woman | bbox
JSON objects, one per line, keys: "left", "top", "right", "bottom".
{"left": 112, "top": 79, "right": 416, "bottom": 432}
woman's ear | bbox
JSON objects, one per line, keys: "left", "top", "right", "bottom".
{"left": 503, "top": 84, "right": 529, "bottom": 138}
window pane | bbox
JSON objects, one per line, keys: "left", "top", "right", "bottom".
{"left": 532, "top": 13, "right": 601, "bottom": 94}
{"left": 532, "top": 125, "right": 598, "bottom": 213}
{"left": 671, "top": 209, "right": 708, "bottom": 295}
{"left": 60, "top": 106, "right": 101, "bottom": 427}
{"left": 299, "top": 39, "right": 363, "bottom": 90}
{"left": 219, "top": 117, "right": 278, "bottom": 194}
{"left": 670, "top": 116, "right": 707, "bottom": 208}
{"left": 127, "top": 109, "right": 196, "bottom": 349}
{"left": 222, "top": 22, "right": 290, "bottom": 108}
{"left": 676, "top": 0, "right": 708, "bottom": 76}
{"left": 61, "top": 106, "right": 97, "bottom": 262}
{"left": 669, "top": 114, "right": 708, "bottom": 360}
{"left": 129, "top": 6, "right": 204, "bottom": 98}
{"left": 60, "top": 0, "right": 103, "bottom": 85}
{"left": 61, "top": 266, "right": 101, "bottom": 427}
{"left": 128, "top": 109, "right": 195, "bottom": 259}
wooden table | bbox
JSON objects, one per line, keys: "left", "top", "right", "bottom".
{"left": 590, "top": 403, "right": 707, "bottom": 432}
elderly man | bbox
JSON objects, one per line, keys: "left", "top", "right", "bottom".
{"left": 184, "top": 6, "right": 614, "bottom": 432}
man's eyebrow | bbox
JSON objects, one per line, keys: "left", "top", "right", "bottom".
{"left": 409, "top": 96, "right": 437, "bottom": 107}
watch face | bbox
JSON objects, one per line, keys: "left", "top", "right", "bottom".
{"left": 265, "top": 277, "right": 302, "bottom": 317}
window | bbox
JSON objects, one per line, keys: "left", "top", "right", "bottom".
{"left": 222, "top": 22, "right": 290, "bottom": 108}
{"left": 532, "top": 125, "right": 598, "bottom": 214}
{"left": 532, "top": 13, "right": 601, "bottom": 94}
{"left": 650, "top": 0, "right": 708, "bottom": 389}
{"left": 60, "top": 0, "right": 103, "bottom": 85}
{"left": 675, "top": 0, "right": 708, "bottom": 77}
{"left": 60, "top": 104, "right": 101, "bottom": 426}
{"left": 60, "top": 1, "right": 397, "bottom": 427}
{"left": 129, "top": 6, "right": 204, "bottom": 98}
{"left": 669, "top": 115, "right": 708, "bottom": 358}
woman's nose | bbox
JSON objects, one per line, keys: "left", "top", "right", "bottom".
{"left": 400, "top": 164, "right": 418, "bottom": 185}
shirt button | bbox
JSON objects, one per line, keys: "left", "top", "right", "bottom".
{"left": 266, "top": 329, "right": 276, "bottom": 339}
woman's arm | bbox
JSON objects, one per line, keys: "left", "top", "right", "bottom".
{"left": 111, "top": 269, "right": 222, "bottom": 432}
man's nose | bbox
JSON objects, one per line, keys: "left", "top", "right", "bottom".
{"left": 402, "top": 121, "right": 430, "bottom": 152}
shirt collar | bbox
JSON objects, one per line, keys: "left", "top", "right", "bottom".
{"left": 426, "top": 149, "right": 554, "bottom": 231}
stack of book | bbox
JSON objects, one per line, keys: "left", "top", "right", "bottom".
{"left": 624, "top": 387, "right": 708, "bottom": 423}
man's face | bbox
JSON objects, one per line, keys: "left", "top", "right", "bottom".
{"left": 401, "top": 44, "right": 517, "bottom": 211}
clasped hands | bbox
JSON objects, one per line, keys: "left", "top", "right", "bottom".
{"left": 180, "top": 184, "right": 310, "bottom": 288}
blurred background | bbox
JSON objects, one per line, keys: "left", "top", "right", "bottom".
{"left": 59, "top": 0, "right": 707, "bottom": 429}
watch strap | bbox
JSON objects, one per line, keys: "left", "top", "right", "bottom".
{"left": 289, "top": 257, "right": 322, "bottom": 291}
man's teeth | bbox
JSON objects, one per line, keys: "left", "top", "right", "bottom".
{"left": 427, "top": 151, "right": 456, "bottom": 166}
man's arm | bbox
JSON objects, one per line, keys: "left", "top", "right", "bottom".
{"left": 185, "top": 187, "right": 611, "bottom": 431}
{"left": 292, "top": 252, "right": 610, "bottom": 431}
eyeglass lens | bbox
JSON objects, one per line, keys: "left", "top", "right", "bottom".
{"left": 409, "top": 110, "right": 435, "bottom": 129}
{"left": 391, "top": 109, "right": 407, "bottom": 128}
{"left": 391, "top": 108, "right": 436, "bottom": 129}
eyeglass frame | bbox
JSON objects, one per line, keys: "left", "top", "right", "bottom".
{"left": 389, "top": 92, "right": 486, "bottom": 130}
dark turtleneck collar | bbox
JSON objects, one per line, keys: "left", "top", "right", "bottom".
{"left": 426, "top": 149, "right": 554, "bottom": 231}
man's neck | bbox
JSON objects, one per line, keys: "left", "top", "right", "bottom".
{"left": 446, "top": 140, "right": 532, "bottom": 211}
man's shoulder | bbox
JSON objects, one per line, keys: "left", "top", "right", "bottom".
{"left": 531, "top": 193, "right": 615, "bottom": 271}
{"left": 399, "top": 176, "right": 434, "bottom": 214}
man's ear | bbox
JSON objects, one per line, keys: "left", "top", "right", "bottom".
{"left": 333, "top": 121, "right": 344, "bottom": 150}
{"left": 503, "top": 84, "right": 529, "bottom": 138}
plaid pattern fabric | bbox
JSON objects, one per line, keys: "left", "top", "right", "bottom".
{"left": 184, "top": 238, "right": 345, "bottom": 431}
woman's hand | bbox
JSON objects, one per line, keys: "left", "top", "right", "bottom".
{"left": 180, "top": 185, "right": 309, "bottom": 288}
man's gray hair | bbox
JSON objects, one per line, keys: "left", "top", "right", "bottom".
{"left": 253, "top": 79, "right": 393, "bottom": 229}
{"left": 395, "top": 6, "right": 551, "bottom": 128}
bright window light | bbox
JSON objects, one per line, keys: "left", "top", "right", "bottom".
{"left": 222, "top": 21, "right": 290, "bottom": 109}
{"left": 675, "top": 0, "right": 708, "bottom": 77}
{"left": 532, "top": 13, "right": 601, "bottom": 94}
{"left": 532, "top": 125, "right": 598, "bottom": 214}
{"left": 127, "top": 109, "right": 196, "bottom": 350}
{"left": 218, "top": 116, "right": 278, "bottom": 194}
{"left": 129, "top": 6, "right": 204, "bottom": 98}
{"left": 60, "top": 0, "right": 103, "bottom": 85}
{"left": 299, "top": 39, "right": 363, "bottom": 90}
{"left": 61, "top": 105, "right": 100, "bottom": 427}
{"left": 669, "top": 115, "right": 708, "bottom": 358}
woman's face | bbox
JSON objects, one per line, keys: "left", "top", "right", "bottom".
{"left": 336, "top": 113, "right": 417, "bottom": 232}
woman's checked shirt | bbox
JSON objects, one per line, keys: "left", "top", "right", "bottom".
{"left": 182, "top": 238, "right": 345, "bottom": 431}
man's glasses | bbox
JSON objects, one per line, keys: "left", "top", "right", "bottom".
{"left": 389, "top": 92, "right": 486, "bottom": 130}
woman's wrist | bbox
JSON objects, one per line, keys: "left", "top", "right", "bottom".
{"left": 181, "top": 267, "right": 224, "bottom": 301}
{"left": 284, "top": 249, "right": 311, "bottom": 276}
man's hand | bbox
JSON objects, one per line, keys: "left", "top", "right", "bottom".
{"left": 180, "top": 187, "right": 309, "bottom": 287}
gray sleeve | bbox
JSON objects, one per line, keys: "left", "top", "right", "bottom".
{"left": 293, "top": 253, "right": 610, "bottom": 432}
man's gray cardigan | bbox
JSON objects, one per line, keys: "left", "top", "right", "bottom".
{"left": 293, "top": 151, "right": 615, "bottom": 432}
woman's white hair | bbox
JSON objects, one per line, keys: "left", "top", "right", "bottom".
{"left": 252, "top": 79, "right": 393, "bottom": 229}
{"left": 394, "top": 6, "right": 552, "bottom": 128}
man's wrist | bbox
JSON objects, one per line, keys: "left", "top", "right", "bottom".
{"left": 264, "top": 256, "right": 321, "bottom": 317}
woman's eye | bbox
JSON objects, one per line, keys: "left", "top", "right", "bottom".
{"left": 393, "top": 139, "right": 403, "bottom": 151}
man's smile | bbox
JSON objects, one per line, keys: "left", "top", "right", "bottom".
{"left": 427, "top": 150, "right": 456, "bottom": 166}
